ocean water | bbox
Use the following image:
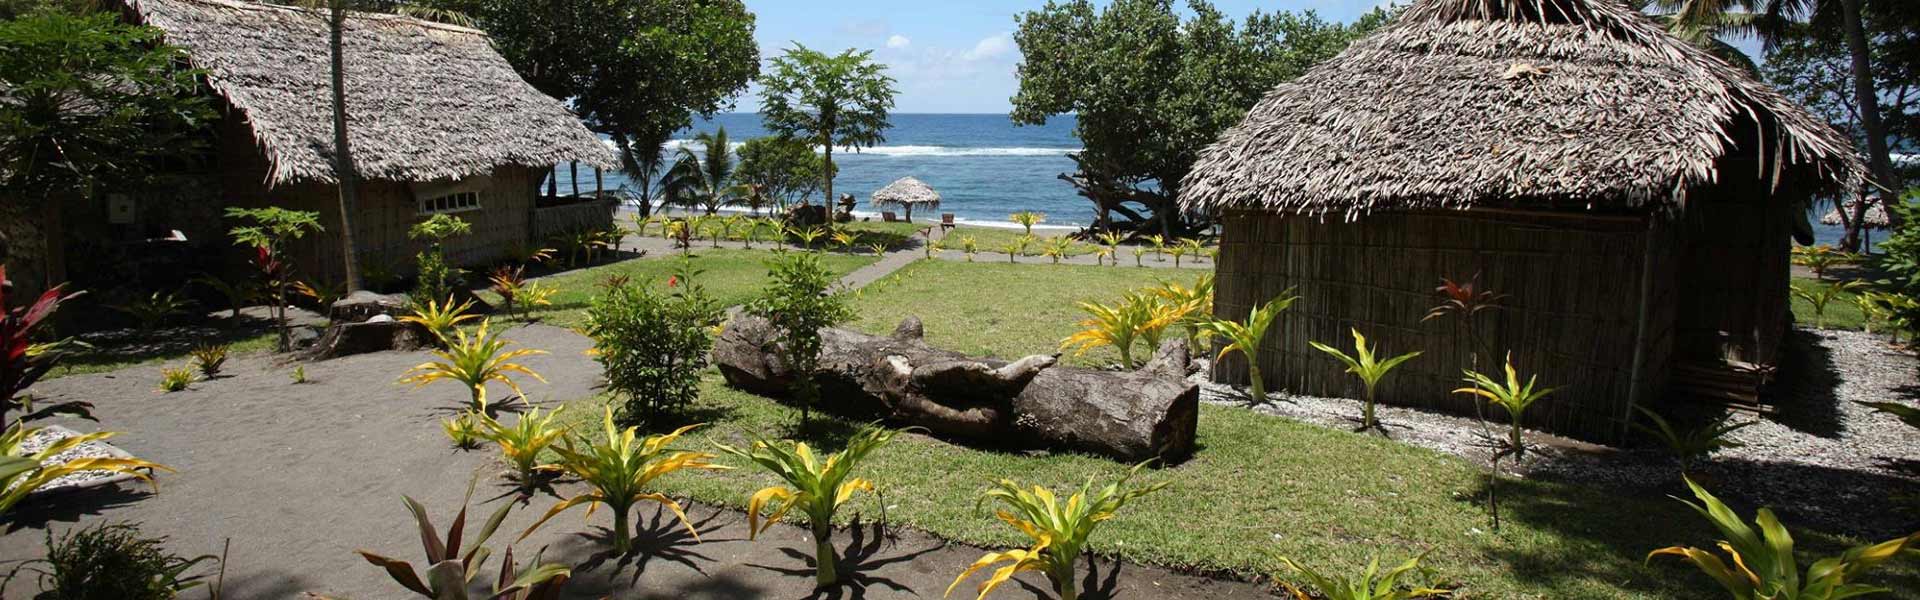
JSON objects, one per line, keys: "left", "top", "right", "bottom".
{"left": 553, "top": 113, "right": 1091, "bottom": 228}
{"left": 549, "top": 112, "right": 1866, "bottom": 241}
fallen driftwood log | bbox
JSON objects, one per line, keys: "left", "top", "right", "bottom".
{"left": 713, "top": 315, "right": 1198, "bottom": 461}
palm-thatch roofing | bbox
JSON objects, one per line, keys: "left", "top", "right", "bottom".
{"left": 872, "top": 177, "right": 941, "bottom": 208}
{"left": 129, "top": 0, "right": 615, "bottom": 186}
{"left": 1182, "top": 0, "right": 1862, "bottom": 219}
{"left": 1821, "top": 199, "right": 1890, "bottom": 228}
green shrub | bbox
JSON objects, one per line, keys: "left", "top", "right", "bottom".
{"left": 743, "top": 253, "right": 851, "bottom": 423}
{"left": 5, "top": 521, "right": 215, "bottom": 600}
{"left": 584, "top": 259, "right": 722, "bottom": 426}
{"left": 407, "top": 214, "right": 471, "bottom": 309}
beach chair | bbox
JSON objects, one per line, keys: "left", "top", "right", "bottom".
{"left": 940, "top": 213, "right": 956, "bottom": 231}
{"left": 881, "top": 211, "right": 899, "bottom": 223}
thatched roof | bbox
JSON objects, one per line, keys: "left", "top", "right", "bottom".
{"left": 1821, "top": 200, "right": 1890, "bottom": 228}
{"left": 872, "top": 177, "right": 941, "bottom": 207}
{"left": 130, "top": 0, "right": 615, "bottom": 186}
{"left": 1182, "top": 0, "right": 1862, "bottom": 219}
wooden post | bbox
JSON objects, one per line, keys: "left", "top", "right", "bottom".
{"left": 594, "top": 167, "right": 604, "bottom": 201}
{"left": 570, "top": 161, "right": 580, "bottom": 199}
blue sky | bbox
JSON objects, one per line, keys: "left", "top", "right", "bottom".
{"left": 736, "top": 0, "right": 1404, "bottom": 114}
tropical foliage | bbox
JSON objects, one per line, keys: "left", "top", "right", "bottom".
{"left": 1200, "top": 291, "right": 1300, "bottom": 405}
{"left": 399, "top": 296, "right": 479, "bottom": 343}
{"left": 1455, "top": 357, "right": 1557, "bottom": 458}
{"left": 1, "top": 423, "right": 168, "bottom": 515}
{"left": 477, "top": 406, "right": 570, "bottom": 489}
{"left": 355, "top": 481, "right": 570, "bottom": 599}
{"left": 522, "top": 409, "right": 724, "bottom": 554}
{"left": 8, "top": 521, "right": 216, "bottom": 600}
{"left": 758, "top": 44, "right": 898, "bottom": 208}
{"left": 1650, "top": 477, "right": 1918, "bottom": 600}
{"left": 1310, "top": 328, "right": 1422, "bottom": 432}
{"left": 743, "top": 253, "right": 852, "bottom": 423}
{"left": 1270, "top": 553, "right": 1449, "bottom": 600}
{"left": 399, "top": 320, "right": 547, "bottom": 414}
{"left": 1631, "top": 407, "right": 1754, "bottom": 474}
{"left": 1061, "top": 291, "right": 1178, "bottom": 369}
{"left": 716, "top": 425, "right": 899, "bottom": 586}
{"left": 585, "top": 260, "right": 722, "bottom": 425}
{"left": 948, "top": 461, "right": 1167, "bottom": 600}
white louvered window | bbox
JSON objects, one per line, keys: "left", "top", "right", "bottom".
{"left": 418, "top": 191, "right": 481, "bottom": 215}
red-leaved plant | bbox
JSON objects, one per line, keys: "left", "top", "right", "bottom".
{"left": 0, "top": 265, "right": 91, "bottom": 429}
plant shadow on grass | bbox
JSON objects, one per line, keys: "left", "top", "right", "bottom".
{"left": 2, "top": 486, "right": 152, "bottom": 534}
{"left": 745, "top": 518, "right": 943, "bottom": 600}
{"left": 1466, "top": 470, "right": 1920, "bottom": 598}
{"left": 557, "top": 505, "right": 736, "bottom": 591}
{"left": 1768, "top": 328, "right": 1846, "bottom": 439}
{"left": 60, "top": 318, "right": 282, "bottom": 375}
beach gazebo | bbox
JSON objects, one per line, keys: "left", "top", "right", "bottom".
{"left": 1182, "top": 0, "right": 1861, "bottom": 440}
{"left": 872, "top": 177, "right": 941, "bottom": 223}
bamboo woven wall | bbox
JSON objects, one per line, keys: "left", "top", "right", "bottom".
{"left": 218, "top": 113, "right": 537, "bottom": 284}
{"left": 1211, "top": 209, "right": 1674, "bottom": 441}
{"left": 532, "top": 199, "right": 618, "bottom": 241}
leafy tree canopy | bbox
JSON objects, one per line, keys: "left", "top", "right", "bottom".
{"left": 756, "top": 44, "right": 898, "bottom": 206}
{"left": 420, "top": 0, "right": 760, "bottom": 177}
{"left": 736, "top": 136, "right": 834, "bottom": 212}
{"left": 1764, "top": 1, "right": 1917, "bottom": 169}
{"left": 0, "top": 8, "right": 213, "bottom": 201}
{"left": 1011, "top": 0, "right": 1390, "bottom": 236}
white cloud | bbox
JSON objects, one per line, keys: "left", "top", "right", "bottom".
{"left": 962, "top": 33, "right": 1014, "bottom": 62}
{"left": 886, "top": 34, "right": 912, "bottom": 49}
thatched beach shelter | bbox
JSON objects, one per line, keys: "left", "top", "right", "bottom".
{"left": 872, "top": 177, "right": 941, "bottom": 222}
{"left": 1183, "top": 0, "right": 1861, "bottom": 440}
{"left": 126, "top": 0, "right": 616, "bottom": 282}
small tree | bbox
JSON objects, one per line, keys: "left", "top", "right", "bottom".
{"left": 758, "top": 45, "right": 898, "bottom": 210}
{"left": 744, "top": 253, "right": 851, "bottom": 424}
{"left": 226, "top": 207, "right": 323, "bottom": 349}
{"left": 584, "top": 260, "right": 722, "bottom": 426}
{"left": 408, "top": 214, "right": 472, "bottom": 309}
{"left": 737, "top": 136, "right": 836, "bottom": 213}
{"left": 660, "top": 127, "right": 738, "bottom": 215}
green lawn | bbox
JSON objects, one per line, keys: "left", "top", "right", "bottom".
{"left": 504, "top": 249, "right": 879, "bottom": 328}
{"left": 944, "top": 226, "right": 1100, "bottom": 258}
{"left": 540, "top": 259, "right": 1917, "bottom": 598}
{"left": 844, "top": 260, "right": 1204, "bottom": 367}
{"left": 559, "top": 377, "right": 1917, "bottom": 600}
{"left": 1790, "top": 276, "right": 1871, "bottom": 331}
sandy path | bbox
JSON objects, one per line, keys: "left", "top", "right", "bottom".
{"left": 0, "top": 324, "right": 1270, "bottom": 599}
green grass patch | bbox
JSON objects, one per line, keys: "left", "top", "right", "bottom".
{"left": 1789, "top": 276, "right": 1871, "bottom": 331}
{"left": 944, "top": 226, "right": 1100, "bottom": 258}
{"left": 553, "top": 377, "right": 1918, "bottom": 599}
{"left": 844, "top": 260, "right": 1202, "bottom": 367}
{"left": 506, "top": 249, "right": 879, "bottom": 328}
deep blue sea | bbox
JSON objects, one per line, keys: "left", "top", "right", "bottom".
{"left": 554, "top": 113, "right": 1090, "bottom": 228}
{"left": 551, "top": 112, "right": 1863, "bottom": 242}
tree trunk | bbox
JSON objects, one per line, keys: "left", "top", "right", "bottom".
{"left": 546, "top": 167, "right": 557, "bottom": 201}
{"left": 570, "top": 161, "right": 580, "bottom": 199}
{"left": 595, "top": 167, "right": 603, "bottom": 201}
{"left": 328, "top": 2, "right": 364, "bottom": 292}
{"left": 821, "top": 135, "right": 835, "bottom": 213}
{"left": 1841, "top": 0, "right": 1903, "bottom": 226}
{"left": 712, "top": 315, "right": 1199, "bottom": 461}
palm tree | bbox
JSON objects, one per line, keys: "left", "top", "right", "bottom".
{"left": 322, "top": 0, "right": 363, "bottom": 291}
{"left": 660, "top": 128, "right": 738, "bottom": 215}
{"left": 1635, "top": 0, "right": 1763, "bottom": 72}
{"left": 614, "top": 133, "right": 669, "bottom": 218}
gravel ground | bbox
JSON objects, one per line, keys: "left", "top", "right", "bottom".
{"left": 1194, "top": 328, "right": 1920, "bottom": 539}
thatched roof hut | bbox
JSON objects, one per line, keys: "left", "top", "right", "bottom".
{"left": 1821, "top": 200, "right": 1890, "bottom": 229}
{"left": 1183, "top": 0, "right": 1860, "bottom": 441}
{"left": 872, "top": 176, "right": 941, "bottom": 222}
{"left": 115, "top": 0, "right": 618, "bottom": 283}
{"left": 1185, "top": 0, "right": 1857, "bottom": 217}
{"left": 129, "top": 0, "right": 615, "bottom": 185}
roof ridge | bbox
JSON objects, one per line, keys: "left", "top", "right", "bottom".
{"left": 136, "top": 0, "right": 489, "bottom": 36}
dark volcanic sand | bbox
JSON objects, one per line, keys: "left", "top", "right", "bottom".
{"left": 0, "top": 323, "right": 1271, "bottom": 599}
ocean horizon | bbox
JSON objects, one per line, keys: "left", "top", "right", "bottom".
{"left": 553, "top": 112, "right": 1862, "bottom": 244}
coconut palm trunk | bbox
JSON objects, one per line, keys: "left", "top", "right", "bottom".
{"left": 327, "top": 0, "right": 364, "bottom": 291}
{"left": 1839, "top": 0, "right": 1903, "bottom": 224}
